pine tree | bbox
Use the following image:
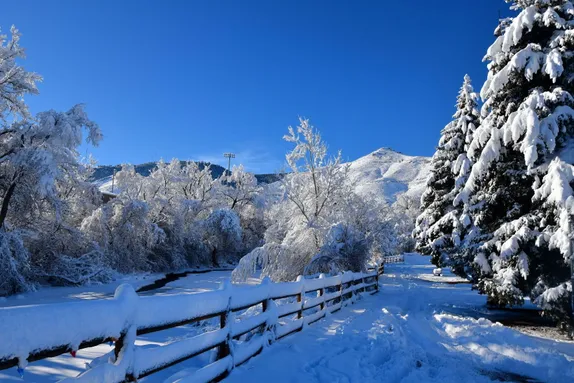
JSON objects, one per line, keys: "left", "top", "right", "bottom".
{"left": 456, "top": 0, "right": 574, "bottom": 331}
{"left": 414, "top": 75, "right": 480, "bottom": 268}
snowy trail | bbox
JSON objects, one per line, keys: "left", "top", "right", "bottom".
{"left": 223, "top": 255, "right": 574, "bottom": 383}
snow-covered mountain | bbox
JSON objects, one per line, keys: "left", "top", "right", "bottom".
{"left": 347, "top": 148, "right": 431, "bottom": 204}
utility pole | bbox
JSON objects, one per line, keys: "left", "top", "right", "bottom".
{"left": 223, "top": 153, "right": 235, "bottom": 174}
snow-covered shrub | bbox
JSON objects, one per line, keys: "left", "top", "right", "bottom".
{"left": 392, "top": 195, "right": 420, "bottom": 254}
{"left": 81, "top": 200, "right": 164, "bottom": 272}
{"left": 32, "top": 249, "right": 114, "bottom": 286}
{"left": 305, "top": 222, "right": 368, "bottom": 275}
{"left": 232, "top": 241, "right": 311, "bottom": 283}
{"left": 202, "top": 208, "right": 242, "bottom": 266}
{"left": 0, "top": 230, "right": 32, "bottom": 295}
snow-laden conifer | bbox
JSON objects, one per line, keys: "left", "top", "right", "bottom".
{"left": 414, "top": 75, "right": 480, "bottom": 269}
{"left": 455, "top": 0, "right": 574, "bottom": 330}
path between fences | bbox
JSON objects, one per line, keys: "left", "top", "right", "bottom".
{"left": 0, "top": 268, "right": 383, "bottom": 382}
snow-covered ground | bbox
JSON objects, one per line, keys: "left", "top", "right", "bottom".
{"left": 0, "top": 274, "right": 161, "bottom": 308}
{"left": 1, "top": 254, "right": 573, "bottom": 382}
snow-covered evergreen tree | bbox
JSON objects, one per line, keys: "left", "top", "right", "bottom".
{"left": 414, "top": 75, "right": 480, "bottom": 268}
{"left": 455, "top": 0, "right": 574, "bottom": 331}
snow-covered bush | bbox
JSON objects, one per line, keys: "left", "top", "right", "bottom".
{"left": 202, "top": 208, "right": 242, "bottom": 266}
{"left": 0, "top": 230, "right": 31, "bottom": 295}
{"left": 393, "top": 195, "right": 420, "bottom": 254}
{"left": 32, "top": 249, "right": 114, "bottom": 286}
{"left": 81, "top": 200, "right": 165, "bottom": 272}
{"left": 305, "top": 222, "right": 368, "bottom": 275}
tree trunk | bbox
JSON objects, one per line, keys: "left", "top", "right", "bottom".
{"left": 0, "top": 181, "right": 16, "bottom": 228}
{"left": 211, "top": 247, "right": 219, "bottom": 267}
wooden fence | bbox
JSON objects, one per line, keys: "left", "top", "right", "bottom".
{"left": 0, "top": 269, "right": 380, "bottom": 382}
{"left": 382, "top": 254, "right": 404, "bottom": 264}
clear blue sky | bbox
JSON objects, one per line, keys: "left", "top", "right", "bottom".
{"left": 2, "top": 0, "right": 513, "bottom": 173}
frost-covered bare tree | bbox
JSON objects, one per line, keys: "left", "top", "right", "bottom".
{"left": 218, "top": 164, "right": 265, "bottom": 251}
{"left": 0, "top": 26, "right": 105, "bottom": 295}
{"left": 233, "top": 118, "right": 398, "bottom": 282}
{"left": 282, "top": 118, "right": 350, "bottom": 249}
{"left": 0, "top": 26, "right": 40, "bottom": 122}
{"left": 393, "top": 195, "right": 420, "bottom": 253}
{"left": 219, "top": 164, "right": 260, "bottom": 210}
{"left": 202, "top": 208, "right": 243, "bottom": 267}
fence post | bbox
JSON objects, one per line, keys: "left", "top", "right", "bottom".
{"left": 260, "top": 277, "right": 274, "bottom": 340}
{"left": 112, "top": 284, "right": 139, "bottom": 381}
{"left": 338, "top": 274, "right": 343, "bottom": 305}
{"left": 341, "top": 271, "right": 349, "bottom": 305}
{"left": 218, "top": 303, "right": 231, "bottom": 360}
{"left": 352, "top": 274, "right": 358, "bottom": 304}
{"left": 318, "top": 274, "right": 325, "bottom": 311}
{"left": 296, "top": 275, "right": 304, "bottom": 320}
{"left": 217, "top": 281, "right": 233, "bottom": 369}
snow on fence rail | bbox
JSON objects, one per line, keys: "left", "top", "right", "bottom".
{"left": 0, "top": 270, "right": 380, "bottom": 382}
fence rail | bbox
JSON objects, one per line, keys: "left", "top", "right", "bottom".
{"left": 0, "top": 269, "right": 380, "bottom": 382}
